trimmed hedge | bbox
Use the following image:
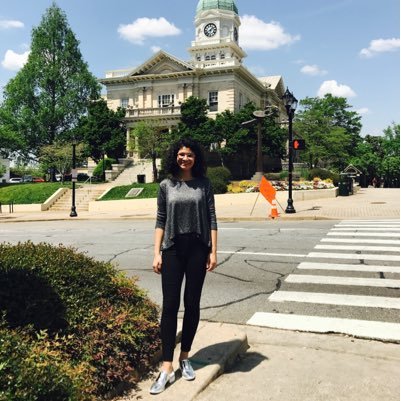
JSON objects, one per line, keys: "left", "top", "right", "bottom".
{"left": 0, "top": 242, "right": 160, "bottom": 400}
{"left": 207, "top": 166, "right": 231, "bottom": 194}
{"left": 307, "top": 168, "right": 340, "bottom": 185}
{"left": 92, "top": 158, "right": 116, "bottom": 179}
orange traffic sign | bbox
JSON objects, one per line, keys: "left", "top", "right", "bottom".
{"left": 259, "top": 176, "right": 276, "bottom": 204}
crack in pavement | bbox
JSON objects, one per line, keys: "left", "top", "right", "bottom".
{"left": 199, "top": 290, "right": 278, "bottom": 311}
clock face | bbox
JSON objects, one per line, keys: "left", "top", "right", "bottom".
{"left": 204, "top": 23, "right": 217, "bottom": 37}
{"left": 234, "top": 27, "right": 238, "bottom": 41}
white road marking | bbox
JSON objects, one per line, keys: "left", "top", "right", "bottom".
{"left": 308, "top": 252, "right": 400, "bottom": 261}
{"left": 268, "top": 291, "right": 400, "bottom": 309}
{"left": 315, "top": 244, "right": 400, "bottom": 252}
{"left": 246, "top": 312, "right": 399, "bottom": 341}
{"left": 335, "top": 224, "right": 399, "bottom": 228}
{"left": 297, "top": 262, "right": 399, "bottom": 273}
{"left": 327, "top": 232, "right": 400, "bottom": 237}
{"left": 340, "top": 220, "right": 400, "bottom": 223}
{"left": 217, "top": 250, "right": 306, "bottom": 257}
{"left": 321, "top": 238, "right": 400, "bottom": 244}
{"left": 285, "top": 274, "right": 400, "bottom": 288}
{"left": 332, "top": 227, "right": 399, "bottom": 231}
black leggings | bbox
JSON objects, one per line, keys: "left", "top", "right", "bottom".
{"left": 160, "top": 234, "right": 209, "bottom": 362}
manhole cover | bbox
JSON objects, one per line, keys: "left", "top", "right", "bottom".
{"left": 125, "top": 188, "right": 144, "bottom": 198}
{"left": 370, "top": 202, "right": 386, "bottom": 204}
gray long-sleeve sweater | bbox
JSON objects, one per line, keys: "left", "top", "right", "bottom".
{"left": 155, "top": 176, "right": 218, "bottom": 250}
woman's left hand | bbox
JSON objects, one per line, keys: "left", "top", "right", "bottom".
{"left": 206, "top": 252, "right": 217, "bottom": 272}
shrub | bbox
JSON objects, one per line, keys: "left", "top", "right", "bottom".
{"left": 0, "top": 324, "right": 93, "bottom": 401}
{"left": 0, "top": 242, "right": 160, "bottom": 399}
{"left": 207, "top": 166, "right": 231, "bottom": 194}
{"left": 92, "top": 158, "right": 116, "bottom": 179}
{"left": 307, "top": 168, "right": 340, "bottom": 185}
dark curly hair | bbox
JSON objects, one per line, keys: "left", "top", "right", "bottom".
{"left": 164, "top": 137, "right": 207, "bottom": 178}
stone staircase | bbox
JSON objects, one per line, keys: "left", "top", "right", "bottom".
{"left": 110, "top": 158, "right": 161, "bottom": 186}
{"left": 49, "top": 186, "right": 107, "bottom": 211}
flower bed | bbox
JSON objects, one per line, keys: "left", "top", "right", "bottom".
{"left": 227, "top": 178, "right": 335, "bottom": 193}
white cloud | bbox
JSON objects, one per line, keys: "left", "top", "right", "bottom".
{"left": 118, "top": 17, "right": 181, "bottom": 45}
{"left": 300, "top": 64, "right": 328, "bottom": 76}
{"left": 360, "top": 38, "right": 400, "bottom": 58}
{"left": 240, "top": 15, "right": 300, "bottom": 50}
{"left": 1, "top": 49, "right": 30, "bottom": 71}
{"left": 317, "top": 80, "right": 356, "bottom": 98}
{"left": 151, "top": 46, "right": 161, "bottom": 53}
{"left": 0, "top": 19, "right": 24, "bottom": 29}
{"left": 356, "top": 107, "right": 370, "bottom": 115}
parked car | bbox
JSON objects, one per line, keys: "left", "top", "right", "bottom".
{"left": 9, "top": 177, "right": 23, "bottom": 183}
{"left": 22, "top": 175, "right": 33, "bottom": 182}
{"left": 32, "top": 177, "right": 45, "bottom": 182}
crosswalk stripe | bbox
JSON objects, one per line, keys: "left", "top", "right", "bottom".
{"left": 217, "top": 250, "right": 306, "bottom": 257}
{"left": 308, "top": 251, "right": 400, "bottom": 261}
{"left": 332, "top": 227, "right": 399, "bottom": 231}
{"left": 321, "top": 238, "right": 400, "bottom": 244}
{"left": 341, "top": 220, "right": 400, "bottom": 223}
{"left": 335, "top": 224, "right": 400, "bottom": 228}
{"left": 246, "top": 312, "right": 400, "bottom": 342}
{"left": 298, "top": 262, "right": 400, "bottom": 273}
{"left": 268, "top": 291, "right": 400, "bottom": 309}
{"left": 285, "top": 274, "right": 400, "bottom": 288}
{"left": 327, "top": 232, "right": 400, "bottom": 237}
{"left": 315, "top": 244, "right": 400, "bottom": 252}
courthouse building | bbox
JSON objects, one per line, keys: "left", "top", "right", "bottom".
{"left": 100, "top": 0, "right": 286, "bottom": 161}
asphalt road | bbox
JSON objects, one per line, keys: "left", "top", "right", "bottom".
{"left": 2, "top": 219, "right": 399, "bottom": 327}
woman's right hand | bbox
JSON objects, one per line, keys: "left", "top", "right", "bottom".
{"left": 153, "top": 254, "right": 162, "bottom": 274}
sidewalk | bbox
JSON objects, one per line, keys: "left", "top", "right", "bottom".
{"left": 124, "top": 322, "right": 399, "bottom": 401}
{"left": 0, "top": 187, "right": 399, "bottom": 223}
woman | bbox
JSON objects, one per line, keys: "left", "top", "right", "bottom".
{"left": 150, "top": 138, "right": 218, "bottom": 395}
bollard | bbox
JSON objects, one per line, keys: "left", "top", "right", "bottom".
{"left": 9, "top": 201, "right": 13, "bottom": 213}
{"left": 0, "top": 202, "right": 2, "bottom": 213}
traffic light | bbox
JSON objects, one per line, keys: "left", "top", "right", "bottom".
{"left": 292, "top": 139, "right": 305, "bottom": 150}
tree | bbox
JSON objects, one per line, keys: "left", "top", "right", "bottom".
{"left": 0, "top": 3, "right": 100, "bottom": 160}
{"left": 77, "top": 99, "right": 126, "bottom": 163}
{"left": 172, "top": 96, "right": 219, "bottom": 148}
{"left": 349, "top": 123, "right": 400, "bottom": 187}
{"left": 215, "top": 102, "right": 287, "bottom": 163}
{"left": 130, "top": 120, "right": 170, "bottom": 182}
{"left": 381, "top": 123, "right": 399, "bottom": 187}
{"left": 39, "top": 142, "right": 85, "bottom": 182}
{"left": 293, "top": 95, "right": 361, "bottom": 170}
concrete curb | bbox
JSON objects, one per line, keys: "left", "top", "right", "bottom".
{"left": 122, "top": 321, "right": 249, "bottom": 401}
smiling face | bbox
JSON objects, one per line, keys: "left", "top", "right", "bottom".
{"left": 176, "top": 146, "right": 195, "bottom": 174}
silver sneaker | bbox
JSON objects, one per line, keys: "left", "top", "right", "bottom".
{"left": 179, "top": 359, "right": 196, "bottom": 381}
{"left": 149, "top": 370, "right": 175, "bottom": 394}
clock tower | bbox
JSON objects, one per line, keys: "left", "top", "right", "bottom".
{"left": 189, "top": 0, "right": 246, "bottom": 68}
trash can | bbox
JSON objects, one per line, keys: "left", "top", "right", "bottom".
{"left": 338, "top": 180, "right": 349, "bottom": 196}
{"left": 137, "top": 174, "right": 146, "bottom": 184}
{"left": 346, "top": 176, "right": 354, "bottom": 195}
{"left": 338, "top": 181, "right": 349, "bottom": 196}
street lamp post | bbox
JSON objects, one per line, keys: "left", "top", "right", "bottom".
{"left": 70, "top": 140, "right": 78, "bottom": 217}
{"left": 282, "top": 88, "right": 298, "bottom": 214}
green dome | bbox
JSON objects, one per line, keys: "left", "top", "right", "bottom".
{"left": 196, "top": 0, "right": 238, "bottom": 15}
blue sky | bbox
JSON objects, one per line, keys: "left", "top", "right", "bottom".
{"left": 0, "top": 0, "right": 399, "bottom": 137}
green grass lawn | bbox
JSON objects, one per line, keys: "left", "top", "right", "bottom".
{"left": 0, "top": 183, "right": 71, "bottom": 204}
{"left": 99, "top": 183, "right": 159, "bottom": 201}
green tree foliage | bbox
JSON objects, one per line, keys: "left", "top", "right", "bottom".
{"left": 214, "top": 102, "right": 287, "bottom": 161}
{"left": 172, "top": 96, "right": 219, "bottom": 147}
{"left": 294, "top": 94, "right": 362, "bottom": 170}
{"left": 130, "top": 120, "right": 170, "bottom": 182}
{"left": 0, "top": 3, "right": 100, "bottom": 160}
{"left": 350, "top": 123, "right": 400, "bottom": 186}
{"left": 39, "top": 142, "right": 85, "bottom": 181}
{"left": 77, "top": 99, "right": 126, "bottom": 163}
